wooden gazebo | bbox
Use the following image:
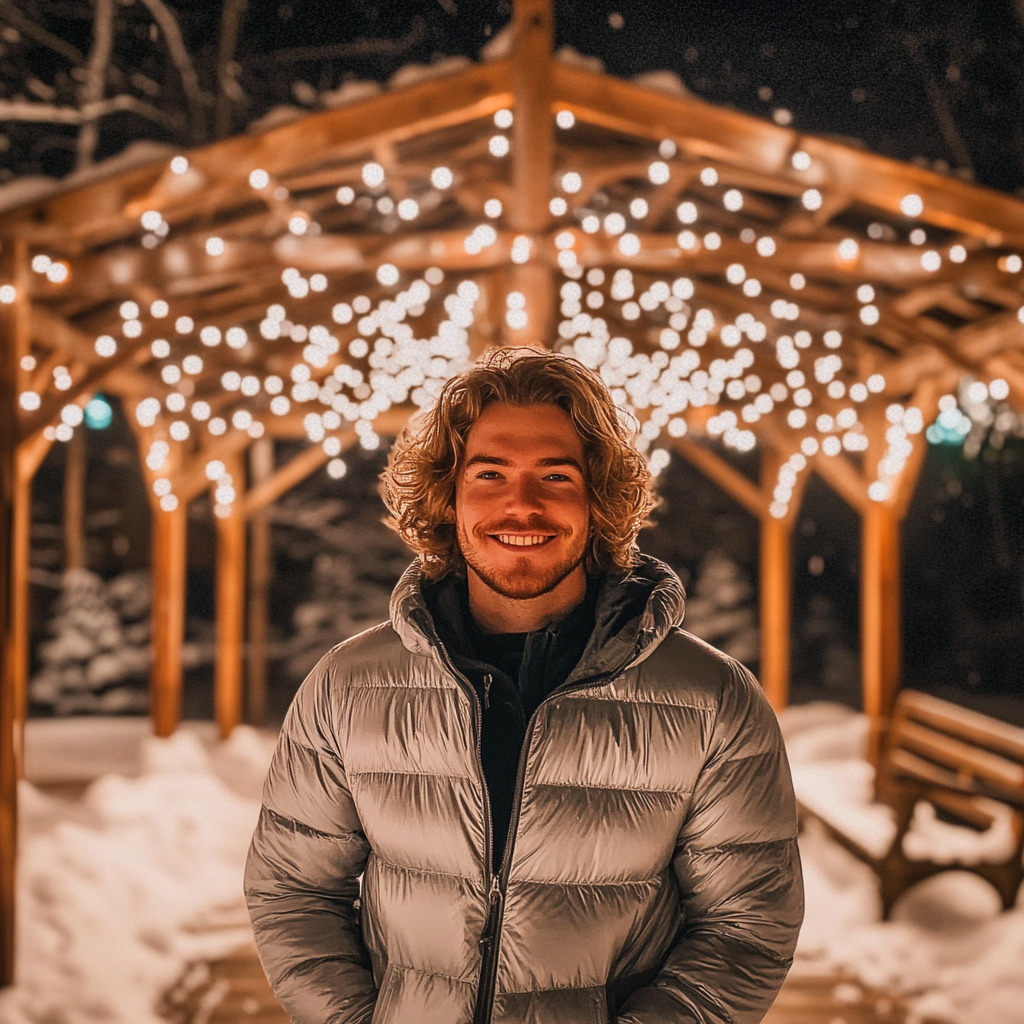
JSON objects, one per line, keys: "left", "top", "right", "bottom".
{"left": 4, "top": 0, "right": 1024, "bottom": 984}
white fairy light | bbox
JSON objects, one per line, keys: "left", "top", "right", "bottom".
{"left": 629, "top": 197, "right": 649, "bottom": 219}
{"left": 19, "top": 391, "right": 40, "bottom": 411}
{"left": 561, "top": 172, "right": 582, "bottom": 194}
{"left": 900, "top": 193, "right": 923, "bottom": 217}
{"left": 122, "top": 319, "right": 142, "bottom": 338}
{"left": 94, "top": 336, "right": 116, "bottom": 357}
{"left": 723, "top": 189, "right": 743, "bottom": 211}
{"left": 377, "top": 263, "right": 400, "bottom": 286}
{"left": 31, "top": 255, "right": 51, "bottom": 273}
{"left": 949, "top": 244, "right": 967, "bottom": 263}
{"left": 549, "top": 197, "right": 568, "bottom": 216}
{"left": 200, "top": 326, "right": 222, "bottom": 347}
{"left": 837, "top": 238, "right": 859, "bottom": 260}
{"left": 362, "top": 162, "right": 385, "bottom": 187}
{"left": 489, "top": 136, "right": 510, "bottom": 157}
{"left": 288, "top": 214, "right": 308, "bottom": 235}
{"left": 191, "top": 401, "right": 210, "bottom": 421}
{"left": 699, "top": 167, "right": 718, "bottom": 186}
{"left": 801, "top": 189, "right": 822, "bottom": 211}
{"left": 249, "top": 168, "right": 270, "bottom": 189}
{"left": 648, "top": 161, "right": 670, "bottom": 184}
{"left": 150, "top": 300, "right": 168, "bottom": 318}
{"left": 676, "top": 201, "right": 697, "bottom": 224}
{"left": 226, "top": 326, "right": 247, "bottom": 348}
{"left": 431, "top": 166, "right": 453, "bottom": 189}
{"left": 0, "top": 285, "right": 15, "bottom": 303}
{"left": 921, "top": 250, "right": 941, "bottom": 272}
{"left": 756, "top": 236, "right": 776, "bottom": 257}
{"left": 397, "top": 198, "right": 419, "bottom": 220}
{"left": 46, "top": 262, "right": 68, "bottom": 283}
{"left": 170, "top": 155, "right": 188, "bottom": 174}
{"left": 169, "top": 421, "right": 189, "bottom": 441}
{"left": 175, "top": 316, "right": 194, "bottom": 334}
{"left": 791, "top": 150, "right": 811, "bottom": 170}
{"left": 618, "top": 233, "right": 641, "bottom": 257}
{"left": 556, "top": 109, "right": 575, "bottom": 129}
{"left": 494, "top": 108, "right": 513, "bottom": 128}
{"left": 860, "top": 305, "right": 880, "bottom": 325}
{"left": 140, "top": 210, "right": 162, "bottom": 230}
{"left": 511, "top": 235, "right": 531, "bottom": 264}
{"left": 677, "top": 230, "right": 697, "bottom": 249}
{"left": 703, "top": 232, "right": 721, "bottom": 250}
{"left": 205, "top": 236, "right": 225, "bottom": 256}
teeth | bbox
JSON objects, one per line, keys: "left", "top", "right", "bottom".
{"left": 496, "top": 534, "right": 550, "bottom": 547}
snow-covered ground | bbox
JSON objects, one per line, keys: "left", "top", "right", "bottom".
{"left": 2, "top": 704, "right": 1022, "bottom": 1024}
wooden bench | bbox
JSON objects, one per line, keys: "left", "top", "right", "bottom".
{"left": 796, "top": 690, "right": 1024, "bottom": 918}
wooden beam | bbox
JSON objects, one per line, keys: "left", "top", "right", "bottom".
{"left": 551, "top": 62, "right": 1024, "bottom": 245}
{"left": 760, "top": 513, "right": 793, "bottom": 713}
{"left": 242, "top": 443, "right": 328, "bottom": 518}
{"left": 811, "top": 450, "right": 869, "bottom": 514}
{"left": 150, "top": 500, "right": 187, "bottom": 737}
{"left": 214, "top": 454, "right": 246, "bottom": 739}
{"left": 246, "top": 440, "right": 274, "bottom": 727}
{"left": 672, "top": 435, "right": 765, "bottom": 518}
{"left": 0, "top": 241, "right": 22, "bottom": 987}
{"left": 862, "top": 501, "right": 902, "bottom": 768}
{"left": 506, "top": 0, "right": 554, "bottom": 349}
{"left": 63, "top": 429, "right": 86, "bottom": 570}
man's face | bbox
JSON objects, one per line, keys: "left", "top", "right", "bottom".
{"left": 455, "top": 402, "right": 590, "bottom": 602}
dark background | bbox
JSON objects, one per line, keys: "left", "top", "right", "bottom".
{"left": 9, "top": 1, "right": 1024, "bottom": 723}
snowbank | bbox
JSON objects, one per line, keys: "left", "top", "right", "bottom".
{"left": 0, "top": 722, "right": 275, "bottom": 1024}
{"left": 782, "top": 702, "right": 1024, "bottom": 1024}
{"left": 4, "top": 704, "right": 1023, "bottom": 1023}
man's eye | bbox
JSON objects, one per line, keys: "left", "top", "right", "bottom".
{"left": 545, "top": 473, "right": 572, "bottom": 482}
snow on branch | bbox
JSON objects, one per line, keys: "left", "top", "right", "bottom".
{"left": 0, "top": 0, "right": 84, "bottom": 63}
{"left": 76, "top": 0, "right": 113, "bottom": 169}
{"left": 257, "top": 15, "right": 426, "bottom": 64}
{"left": 0, "top": 94, "right": 180, "bottom": 129}
{"left": 136, "top": 0, "right": 207, "bottom": 142}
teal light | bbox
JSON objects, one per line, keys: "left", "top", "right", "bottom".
{"left": 925, "top": 406, "right": 971, "bottom": 445}
{"left": 84, "top": 395, "right": 113, "bottom": 430}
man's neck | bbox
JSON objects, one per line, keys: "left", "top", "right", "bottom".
{"left": 467, "top": 567, "right": 587, "bottom": 635}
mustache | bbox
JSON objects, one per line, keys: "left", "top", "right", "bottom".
{"left": 476, "top": 517, "right": 564, "bottom": 537}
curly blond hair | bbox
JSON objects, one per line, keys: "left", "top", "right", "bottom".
{"left": 380, "top": 348, "right": 657, "bottom": 579}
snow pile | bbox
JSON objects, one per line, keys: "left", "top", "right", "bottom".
{"left": 683, "top": 550, "right": 759, "bottom": 666}
{"left": 783, "top": 702, "right": 1024, "bottom": 1024}
{"left": 0, "top": 723, "right": 275, "bottom": 1024}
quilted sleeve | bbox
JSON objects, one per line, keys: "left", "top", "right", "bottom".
{"left": 619, "top": 660, "right": 804, "bottom": 1024}
{"left": 244, "top": 657, "right": 376, "bottom": 1024}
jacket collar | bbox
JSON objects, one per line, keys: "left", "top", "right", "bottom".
{"left": 390, "top": 554, "right": 686, "bottom": 683}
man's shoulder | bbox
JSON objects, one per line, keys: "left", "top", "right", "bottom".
{"left": 635, "top": 627, "right": 760, "bottom": 709}
{"left": 312, "top": 620, "right": 414, "bottom": 682}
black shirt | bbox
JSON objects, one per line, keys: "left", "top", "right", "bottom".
{"left": 423, "top": 573, "right": 599, "bottom": 870}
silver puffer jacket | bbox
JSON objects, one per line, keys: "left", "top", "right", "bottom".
{"left": 245, "top": 556, "right": 803, "bottom": 1024}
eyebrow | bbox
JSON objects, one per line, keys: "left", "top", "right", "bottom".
{"left": 465, "top": 454, "right": 585, "bottom": 474}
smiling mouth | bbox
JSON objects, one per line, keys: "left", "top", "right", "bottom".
{"left": 490, "top": 533, "right": 555, "bottom": 548}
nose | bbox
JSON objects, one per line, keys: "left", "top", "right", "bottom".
{"left": 504, "top": 473, "right": 544, "bottom": 516}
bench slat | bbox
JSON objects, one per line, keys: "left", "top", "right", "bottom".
{"left": 888, "top": 747, "right": 1024, "bottom": 808}
{"left": 892, "top": 720, "right": 1024, "bottom": 793}
{"left": 895, "top": 691, "right": 1024, "bottom": 761}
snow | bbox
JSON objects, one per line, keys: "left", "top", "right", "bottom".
{"left": 782, "top": 702, "right": 1024, "bottom": 1024}
{"left": 3, "top": 703, "right": 1021, "bottom": 1023}
{"left": 1, "top": 720, "right": 275, "bottom": 1024}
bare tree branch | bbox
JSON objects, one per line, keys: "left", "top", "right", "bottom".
{"left": 136, "top": 0, "right": 206, "bottom": 143}
{"left": 255, "top": 15, "right": 426, "bottom": 65}
{"left": 0, "top": 0, "right": 83, "bottom": 63}
{"left": 904, "top": 33, "right": 975, "bottom": 177}
{"left": 215, "top": 0, "right": 247, "bottom": 139}
{"left": 0, "top": 93, "right": 180, "bottom": 129}
{"left": 76, "top": 0, "right": 113, "bottom": 170}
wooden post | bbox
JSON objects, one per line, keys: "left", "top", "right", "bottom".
{"left": 507, "top": 0, "right": 554, "bottom": 349}
{"left": 246, "top": 439, "right": 273, "bottom": 726}
{"left": 150, "top": 502, "right": 187, "bottom": 737}
{"left": 215, "top": 455, "right": 246, "bottom": 739}
{"left": 0, "top": 243, "right": 21, "bottom": 987}
{"left": 862, "top": 501, "right": 902, "bottom": 766}
{"left": 759, "top": 514, "right": 793, "bottom": 712}
{"left": 63, "top": 428, "right": 86, "bottom": 571}
{"left": 7, "top": 465, "right": 31, "bottom": 778}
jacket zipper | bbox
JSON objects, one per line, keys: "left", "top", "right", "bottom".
{"left": 471, "top": 671, "right": 612, "bottom": 1024}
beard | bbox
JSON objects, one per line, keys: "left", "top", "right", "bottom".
{"left": 458, "top": 517, "right": 588, "bottom": 601}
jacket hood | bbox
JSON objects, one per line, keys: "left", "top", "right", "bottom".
{"left": 390, "top": 553, "right": 686, "bottom": 684}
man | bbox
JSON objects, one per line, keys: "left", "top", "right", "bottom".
{"left": 245, "top": 348, "right": 803, "bottom": 1024}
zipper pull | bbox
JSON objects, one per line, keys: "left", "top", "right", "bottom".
{"left": 478, "top": 877, "right": 503, "bottom": 952}
{"left": 483, "top": 673, "right": 492, "bottom": 709}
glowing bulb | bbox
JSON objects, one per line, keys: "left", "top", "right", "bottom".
{"left": 556, "top": 109, "right": 575, "bottom": 128}
{"left": 648, "top": 161, "right": 670, "bottom": 184}
{"left": 362, "top": 162, "right": 385, "bottom": 187}
{"left": 431, "top": 166, "right": 453, "bottom": 189}
{"left": 837, "top": 238, "right": 859, "bottom": 260}
{"left": 791, "top": 150, "right": 811, "bottom": 170}
{"left": 802, "top": 189, "right": 822, "bottom": 211}
{"left": 900, "top": 193, "right": 923, "bottom": 217}
{"left": 249, "top": 168, "right": 269, "bottom": 189}
{"left": 205, "top": 236, "right": 225, "bottom": 256}
{"left": 489, "top": 135, "right": 510, "bottom": 157}
{"left": 723, "top": 189, "right": 743, "bottom": 211}
{"left": 494, "top": 108, "right": 513, "bottom": 128}
{"left": 170, "top": 156, "right": 188, "bottom": 174}
{"left": 699, "top": 167, "right": 718, "bottom": 186}
{"left": 561, "top": 172, "right": 582, "bottom": 194}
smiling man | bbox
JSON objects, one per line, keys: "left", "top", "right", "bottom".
{"left": 245, "top": 349, "right": 803, "bottom": 1024}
